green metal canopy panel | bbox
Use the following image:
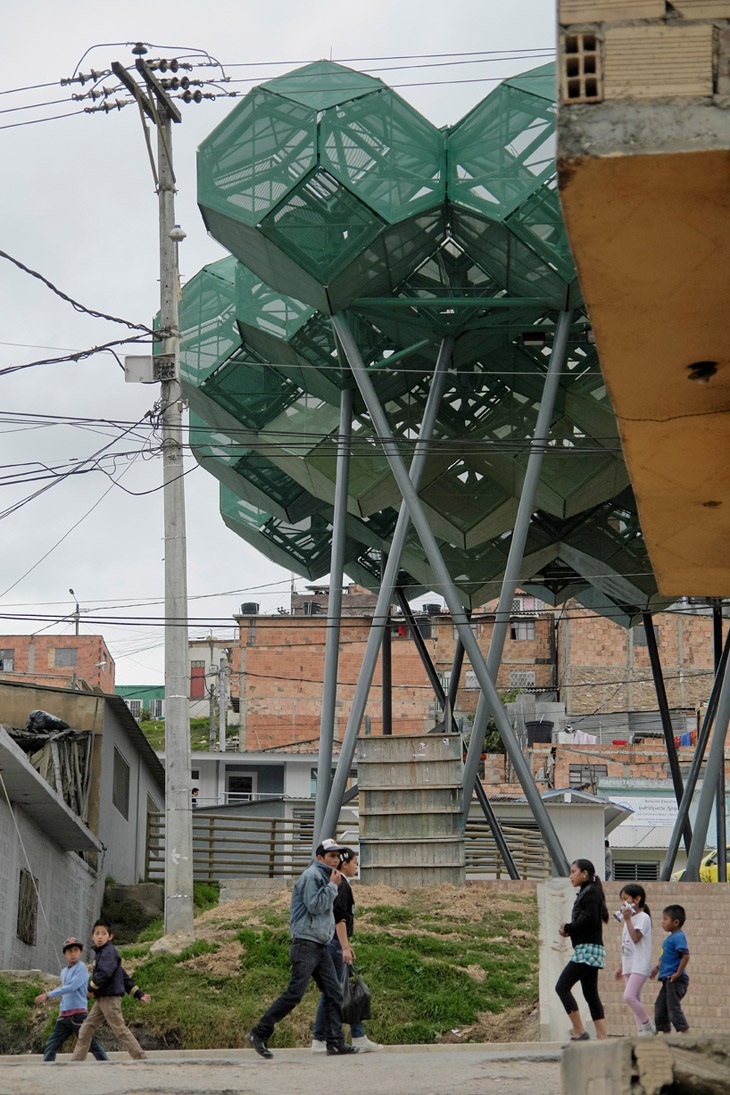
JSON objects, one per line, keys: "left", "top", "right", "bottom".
{"left": 184, "top": 61, "right": 662, "bottom": 624}
{"left": 189, "top": 411, "right": 325, "bottom": 523}
{"left": 198, "top": 61, "right": 446, "bottom": 313}
{"left": 177, "top": 256, "right": 241, "bottom": 389}
{"left": 447, "top": 63, "right": 557, "bottom": 221}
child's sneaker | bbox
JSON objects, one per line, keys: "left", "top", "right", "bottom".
{"left": 639, "top": 1021, "right": 656, "bottom": 1036}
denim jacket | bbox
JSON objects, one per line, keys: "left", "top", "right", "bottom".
{"left": 289, "top": 860, "right": 338, "bottom": 943}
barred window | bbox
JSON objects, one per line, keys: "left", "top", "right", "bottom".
{"left": 112, "top": 746, "right": 130, "bottom": 820}
{"left": 614, "top": 861, "right": 660, "bottom": 881}
{"left": 510, "top": 670, "right": 536, "bottom": 688}
{"left": 17, "top": 869, "right": 38, "bottom": 945}
{"left": 0, "top": 648, "right": 14, "bottom": 671}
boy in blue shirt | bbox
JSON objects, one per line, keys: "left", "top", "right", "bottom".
{"left": 34, "top": 936, "right": 109, "bottom": 1062}
{"left": 650, "top": 904, "right": 689, "bottom": 1033}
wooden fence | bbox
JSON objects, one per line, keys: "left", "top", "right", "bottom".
{"left": 145, "top": 812, "right": 552, "bottom": 883}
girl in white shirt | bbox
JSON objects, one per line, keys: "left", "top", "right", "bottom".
{"left": 614, "top": 883, "right": 654, "bottom": 1035}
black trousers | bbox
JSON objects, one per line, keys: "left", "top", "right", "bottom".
{"left": 252, "top": 938, "right": 344, "bottom": 1047}
{"left": 43, "top": 1013, "right": 109, "bottom": 1061}
{"left": 655, "top": 976, "right": 689, "bottom": 1032}
{"left": 555, "top": 960, "right": 605, "bottom": 1021}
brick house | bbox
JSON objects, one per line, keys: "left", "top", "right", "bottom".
{"left": 557, "top": 605, "right": 718, "bottom": 717}
{"left": 0, "top": 634, "right": 115, "bottom": 692}
{"left": 214, "top": 590, "right": 724, "bottom": 752}
{"left": 230, "top": 587, "right": 554, "bottom": 750}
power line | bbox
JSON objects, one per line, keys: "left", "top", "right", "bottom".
{"left": 0, "top": 249, "right": 160, "bottom": 335}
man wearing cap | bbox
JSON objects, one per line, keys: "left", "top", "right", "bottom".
{"left": 34, "top": 937, "right": 109, "bottom": 1062}
{"left": 247, "top": 838, "right": 358, "bottom": 1059}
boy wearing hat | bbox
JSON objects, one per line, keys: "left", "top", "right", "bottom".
{"left": 35, "top": 937, "right": 109, "bottom": 1062}
{"left": 247, "top": 838, "right": 359, "bottom": 1059}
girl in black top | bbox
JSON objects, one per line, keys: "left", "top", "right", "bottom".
{"left": 556, "top": 858, "right": 609, "bottom": 1041}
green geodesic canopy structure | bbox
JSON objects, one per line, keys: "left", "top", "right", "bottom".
{"left": 183, "top": 61, "right": 665, "bottom": 624}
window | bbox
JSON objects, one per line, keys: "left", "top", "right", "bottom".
{"left": 126, "top": 698, "right": 143, "bottom": 718}
{"left": 190, "top": 661, "right": 206, "bottom": 699}
{"left": 112, "top": 746, "right": 130, "bottom": 820}
{"left": 227, "top": 774, "right": 256, "bottom": 803}
{"left": 453, "top": 620, "right": 479, "bottom": 641}
{"left": 614, "top": 861, "right": 659, "bottom": 881}
{"left": 17, "top": 869, "right": 38, "bottom": 945}
{"left": 54, "top": 647, "right": 78, "bottom": 667}
{"left": 0, "top": 648, "right": 14, "bottom": 671}
{"left": 392, "top": 616, "right": 432, "bottom": 640}
{"left": 149, "top": 698, "right": 165, "bottom": 719}
{"left": 568, "top": 763, "right": 608, "bottom": 792}
{"left": 510, "top": 619, "right": 535, "bottom": 641}
{"left": 510, "top": 670, "right": 536, "bottom": 688}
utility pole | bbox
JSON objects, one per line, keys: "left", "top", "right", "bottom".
{"left": 114, "top": 51, "right": 194, "bottom": 942}
{"left": 218, "top": 650, "right": 229, "bottom": 752}
{"left": 69, "top": 588, "right": 80, "bottom": 635}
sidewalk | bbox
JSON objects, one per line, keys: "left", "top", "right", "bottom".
{"left": 0, "top": 1043, "right": 562, "bottom": 1095}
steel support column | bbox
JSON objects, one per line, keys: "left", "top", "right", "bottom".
{"left": 714, "top": 604, "right": 727, "bottom": 883}
{"left": 333, "top": 313, "right": 569, "bottom": 875}
{"left": 313, "top": 386, "right": 352, "bottom": 849}
{"left": 381, "top": 552, "right": 393, "bottom": 736}
{"left": 462, "top": 311, "right": 572, "bottom": 818}
{"left": 393, "top": 587, "right": 447, "bottom": 717}
{"left": 447, "top": 633, "right": 466, "bottom": 716}
{"left": 682, "top": 640, "right": 730, "bottom": 882}
{"left": 660, "top": 630, "right": 730, "bottom": 880}
{"left": 320, "top": 336, "right": 454, "bottom": 839}
{"left": 643, "top": 610, "right": 691, "bottom": 853}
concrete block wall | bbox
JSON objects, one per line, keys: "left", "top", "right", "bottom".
{"left": 600, "top": 882, "right": 730, "bottom": 1035}
{"left": 540, "top": 879, "right": 730, "bottom": 1040}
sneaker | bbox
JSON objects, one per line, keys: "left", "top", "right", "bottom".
{"left": 247, "top": 1031, "right": 273, "bottom": 1059}
{"left": 311, "top": 1039, "right": 327, "bottom": 1054}
{"left": 639, "top": 1021, "right": 656, "bottom": 1037}
{"left": 351, "top": 1035, "right": 382, "bottom": 1052}
{"left": 326, "top": 1043, "right": 360, "bottom": 1055}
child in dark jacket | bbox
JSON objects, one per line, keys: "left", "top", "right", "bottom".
{"left": 71, "top": 919, "right": 150, "bottom": 1061}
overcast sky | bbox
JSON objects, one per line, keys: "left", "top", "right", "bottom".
{"left": 1, "top": 1, "right": 556, "bottom": 684}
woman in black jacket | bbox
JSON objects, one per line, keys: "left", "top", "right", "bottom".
{"left": 556, "top": 858, "right": 609, "bottom": 1041}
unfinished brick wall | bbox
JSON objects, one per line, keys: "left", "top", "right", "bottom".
{"left": 558, "top": 608, "right": 718, "bottom": 717}
{"left": 233, "top": 610, "right": 555, "bottom": 749}
{"left": 0, "top": 634, "right": 115, "bottom": 692}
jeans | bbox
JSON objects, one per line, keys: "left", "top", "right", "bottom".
{"left": 655, "top": 976, "right": 689, "bottom": 1032}
{"left": 43, "top": 1013, "right": 109, "bottom": 1061}
{"left": 253, "top": 938, "right": 344, "bottom": 1047}
{"left": 555, "top": 961, "right": 605, "bottom": 1021}
{"left": 313, "top": 936, "right": 364, "bottom": 1041}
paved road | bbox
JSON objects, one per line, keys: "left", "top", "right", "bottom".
{"left": 0, "top": 1043, "right": 563, "bottom": 1095}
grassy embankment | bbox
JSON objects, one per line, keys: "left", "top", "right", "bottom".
{"left": 1, "top": 883, "right": 539, "bottom": 1054}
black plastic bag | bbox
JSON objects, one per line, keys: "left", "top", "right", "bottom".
{"left": 342, "top": 965, "right": 371, "bottom": 1024}
{"left": 26, "top": 710, "right": 70, "bottom": 733}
